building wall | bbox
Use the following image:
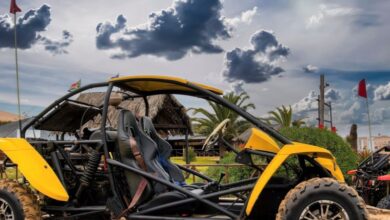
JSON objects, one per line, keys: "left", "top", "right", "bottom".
{"left": 358, "top": 135, "right": 390, "bottom": 151}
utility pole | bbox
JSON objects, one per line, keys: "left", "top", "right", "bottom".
{"left": 319, "top": 74, "right": 325, "bottom": 127}
{"left": 317, "top": 74, "right": 334, "bottom": 129}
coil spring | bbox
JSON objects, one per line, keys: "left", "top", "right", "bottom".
{"left": 80, "top": 150, "right": 101, "bottom": 186}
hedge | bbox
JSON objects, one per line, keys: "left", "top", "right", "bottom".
{"left": 205, "top": 127, "right": 358, "bottom": 183}
{"left": 279, "top": 127, "right": 359, "bottom": 177}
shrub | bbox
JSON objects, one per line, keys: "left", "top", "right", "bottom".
{"left": 279, "top": 127, "right": 359, "bottom": 177}
{"left": 358, "top": 148, "right": 371, "bottom": 162}
{"left": 0, "top": 121, "right": 11, "bottom": 126}
{"left": 205, "top": 127, "right": 358, "bottom": 183}
{"left": 183, "top": 147, "right": 197, "bottom": 163}
{"left": 205, "top": 152, "right": 254, "bottom": 183}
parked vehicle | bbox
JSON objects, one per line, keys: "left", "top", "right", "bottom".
{"left": 0, "top": 75, "right": 368, "bottom": 219}
{"left": 348, "top": 146, "right": 390, "bottom": 209}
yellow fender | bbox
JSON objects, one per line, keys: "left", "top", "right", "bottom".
{"left": 245, "top": 142, "right": 344, "bottom": 216}
{"left": 0, "top": 138, "right": 69, "bottom": 201}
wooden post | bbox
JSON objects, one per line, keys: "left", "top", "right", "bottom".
{"left": 319, "top": 74, "right": 325, "bottom": 127}
{"left": 185, "top": 128, "right": 189, "bottom": 164}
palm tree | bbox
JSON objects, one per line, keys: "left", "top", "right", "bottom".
{"left": 191, "top": 92, "right": 255, "bottom": 141}
{"left": 268, "top": 105, "right": 305, "bottom": 128}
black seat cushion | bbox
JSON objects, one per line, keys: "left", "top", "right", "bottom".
{"left": 138, "top": 189, "right": 203, "bottom": 214}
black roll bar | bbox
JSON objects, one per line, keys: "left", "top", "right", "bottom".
{"left": 186, "top": 82, "right": 292, "bottom": 145}
{"left": 21, "top": 82, "right": 108, "bottom": 137}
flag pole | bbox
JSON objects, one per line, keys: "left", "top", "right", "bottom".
{"left": 13, "top": 12, "right": 22, "bottom": 137}
{"left": 365, "top": 97, "right": 373, "bottom": 152}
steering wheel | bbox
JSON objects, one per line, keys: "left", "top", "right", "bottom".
{"left": 202, "top": 119, "right": 230, "bottom": 151}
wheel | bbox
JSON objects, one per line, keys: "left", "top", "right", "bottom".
{"left": 276, "top": 177, "right": 368, "bottom": 220}
{"left": 0, "top": 179, "right": 41, "bottom": 220}
{"left": 377, "top": 195, "right": 390, "bottom": 209}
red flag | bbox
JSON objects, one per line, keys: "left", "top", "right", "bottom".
{"left": 68, "top": 80, "right": 81, "bottom": 92}
{"left": 358, "top": 79, "right": 367, "bottom": 98}
{"left": 10, "top": 0, "right": 22, "bottom": 14}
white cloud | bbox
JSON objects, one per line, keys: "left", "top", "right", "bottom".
{"left": 374, "top": 81, "right": 390, "bottom": 100}
{"left": 303, "top": 64, "right": 318, "bottom": 73}
{"left": 229, "top": 80, "right": 244, "bottom": 94}
{"left": 325, "top": 88, "right": 341, "bottom": 102}
{"left": 292, "top": 90, "right": 317, "bottom": 113}
{"left": 373, "top": 107, "right": 390, "bottom": 122}
{"left": 339, "top": 100, "right": 366, "bottom": 123}
{"left": 292, "top": 88, "right": 341, "bottom": 113}
{"left": 226, "top": 6, "right": 258, "bottom": 27}
{"left": 306, "top": 4, "right": 360, "bottom": 29}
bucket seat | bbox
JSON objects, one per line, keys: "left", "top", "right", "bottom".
{"left": 140, "top": 116, "right": 187, "bottom": 185}
{"left": 117, "top": 110, "right": 202, "bottom": 211}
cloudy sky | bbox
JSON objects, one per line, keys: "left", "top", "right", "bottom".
{"left": 1, "top": 0, "right": 390, "bottom": 137}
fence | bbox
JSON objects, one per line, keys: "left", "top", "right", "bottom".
{"left": 181, "top": 163, "right": 251, "bottom": 184}
{"left": 172, "top": 149, "right": 219, "bottom": 157}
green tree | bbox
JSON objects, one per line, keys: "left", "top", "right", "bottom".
{"left": 268, "top": 105, "right": 305, "bottom": 128}
{"left": 191, "top": 92, "right": 255, "bottom": 141}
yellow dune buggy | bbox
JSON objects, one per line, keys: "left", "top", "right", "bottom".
{"left": 0, "top": 75, "right": 368, "bottom": 219}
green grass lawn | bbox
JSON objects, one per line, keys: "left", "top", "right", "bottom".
{"left": 171, "top": 156, "right": 219, "bottom": 165}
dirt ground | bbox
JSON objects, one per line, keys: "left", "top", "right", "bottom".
{"left": 367, "top": 206, "right": 390, "bottom": 219}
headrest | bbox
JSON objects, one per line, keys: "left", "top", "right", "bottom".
{"left": 109, "top": 93, "right": 123, "bottom": 107}
{"left": 141, "top": 117, "right": 157, "bottom": 136}
{"left": 118, "top": 110, "right": 139, "bottom": 135}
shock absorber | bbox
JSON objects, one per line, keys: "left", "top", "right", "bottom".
{"left": 74, "top": 149, "right": 101, "bottom": 204}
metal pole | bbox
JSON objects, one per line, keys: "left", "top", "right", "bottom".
{"left": 13, "top": 13, "right": 22, "bottom": 137}
{"left": 365, "top": 98, "right": 374, "bottom": 152}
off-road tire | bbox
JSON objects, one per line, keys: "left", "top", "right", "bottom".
{"left": 0, "top": 179, "right": 41, "bottom": 220}
{"left": 276, "top": 177, "right": 368, "bottom": 220}
{"left": 377, "top": 195, "right": 390, "bottom": 209}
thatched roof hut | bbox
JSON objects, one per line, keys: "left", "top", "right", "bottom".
{"left": 76, "top": 92, "right": 192, "bottom": 135}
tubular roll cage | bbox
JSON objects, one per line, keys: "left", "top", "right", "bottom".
{"left": 21, "top": 78, "right": 293, "bottom": 219}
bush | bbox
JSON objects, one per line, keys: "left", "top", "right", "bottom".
{"left": 205, "top": 127, "right": 358, "bottom": 183}
{"left": 183, "top": 147, "right": 197, "bottom": 163}
{"left": 205, "top": 152, "right": 253, "bottom": 183}
{"left": 0, "top": 121, "right": 11, "bottom": 126}
{"left": 279, "top": 127, "right": 359, "bottom": 177}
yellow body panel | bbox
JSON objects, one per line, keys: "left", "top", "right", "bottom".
{"left": 243, "top": 128, "right": 280, "bottom": 153}
{"left": 0, "top": 138, "right": 69, "bottom": 201}
{"left": 245, "top": 142, "right": 344, "bottom": 215}
{"left": 109, "top": 75, "right": 223, "bottom": 95}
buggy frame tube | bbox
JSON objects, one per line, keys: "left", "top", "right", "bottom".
{"left": 143, "top": 96, "right": 149, "bottom": 117}
{"left": 101, "top": 83, "right": 121, "bottom": 202}
{"left": 112, "top": 78, "right": 291, "bottom": 145}
{"left": 176, "top": 164, "right": 213, "bottom": 182}
{"left": 135, "top": 184, "right": 254, "bottom": 216}
{"left": 128, "top": 216, "right": 231, "bottom": 220}
{"left": 186, "top": 82, "right": 291, "bottom": 145}
{"left": 107, "top": 159, "right": 238, "bottom": 219}
{"left": 21, "top": 82, "right": 108, "bottom": 137}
